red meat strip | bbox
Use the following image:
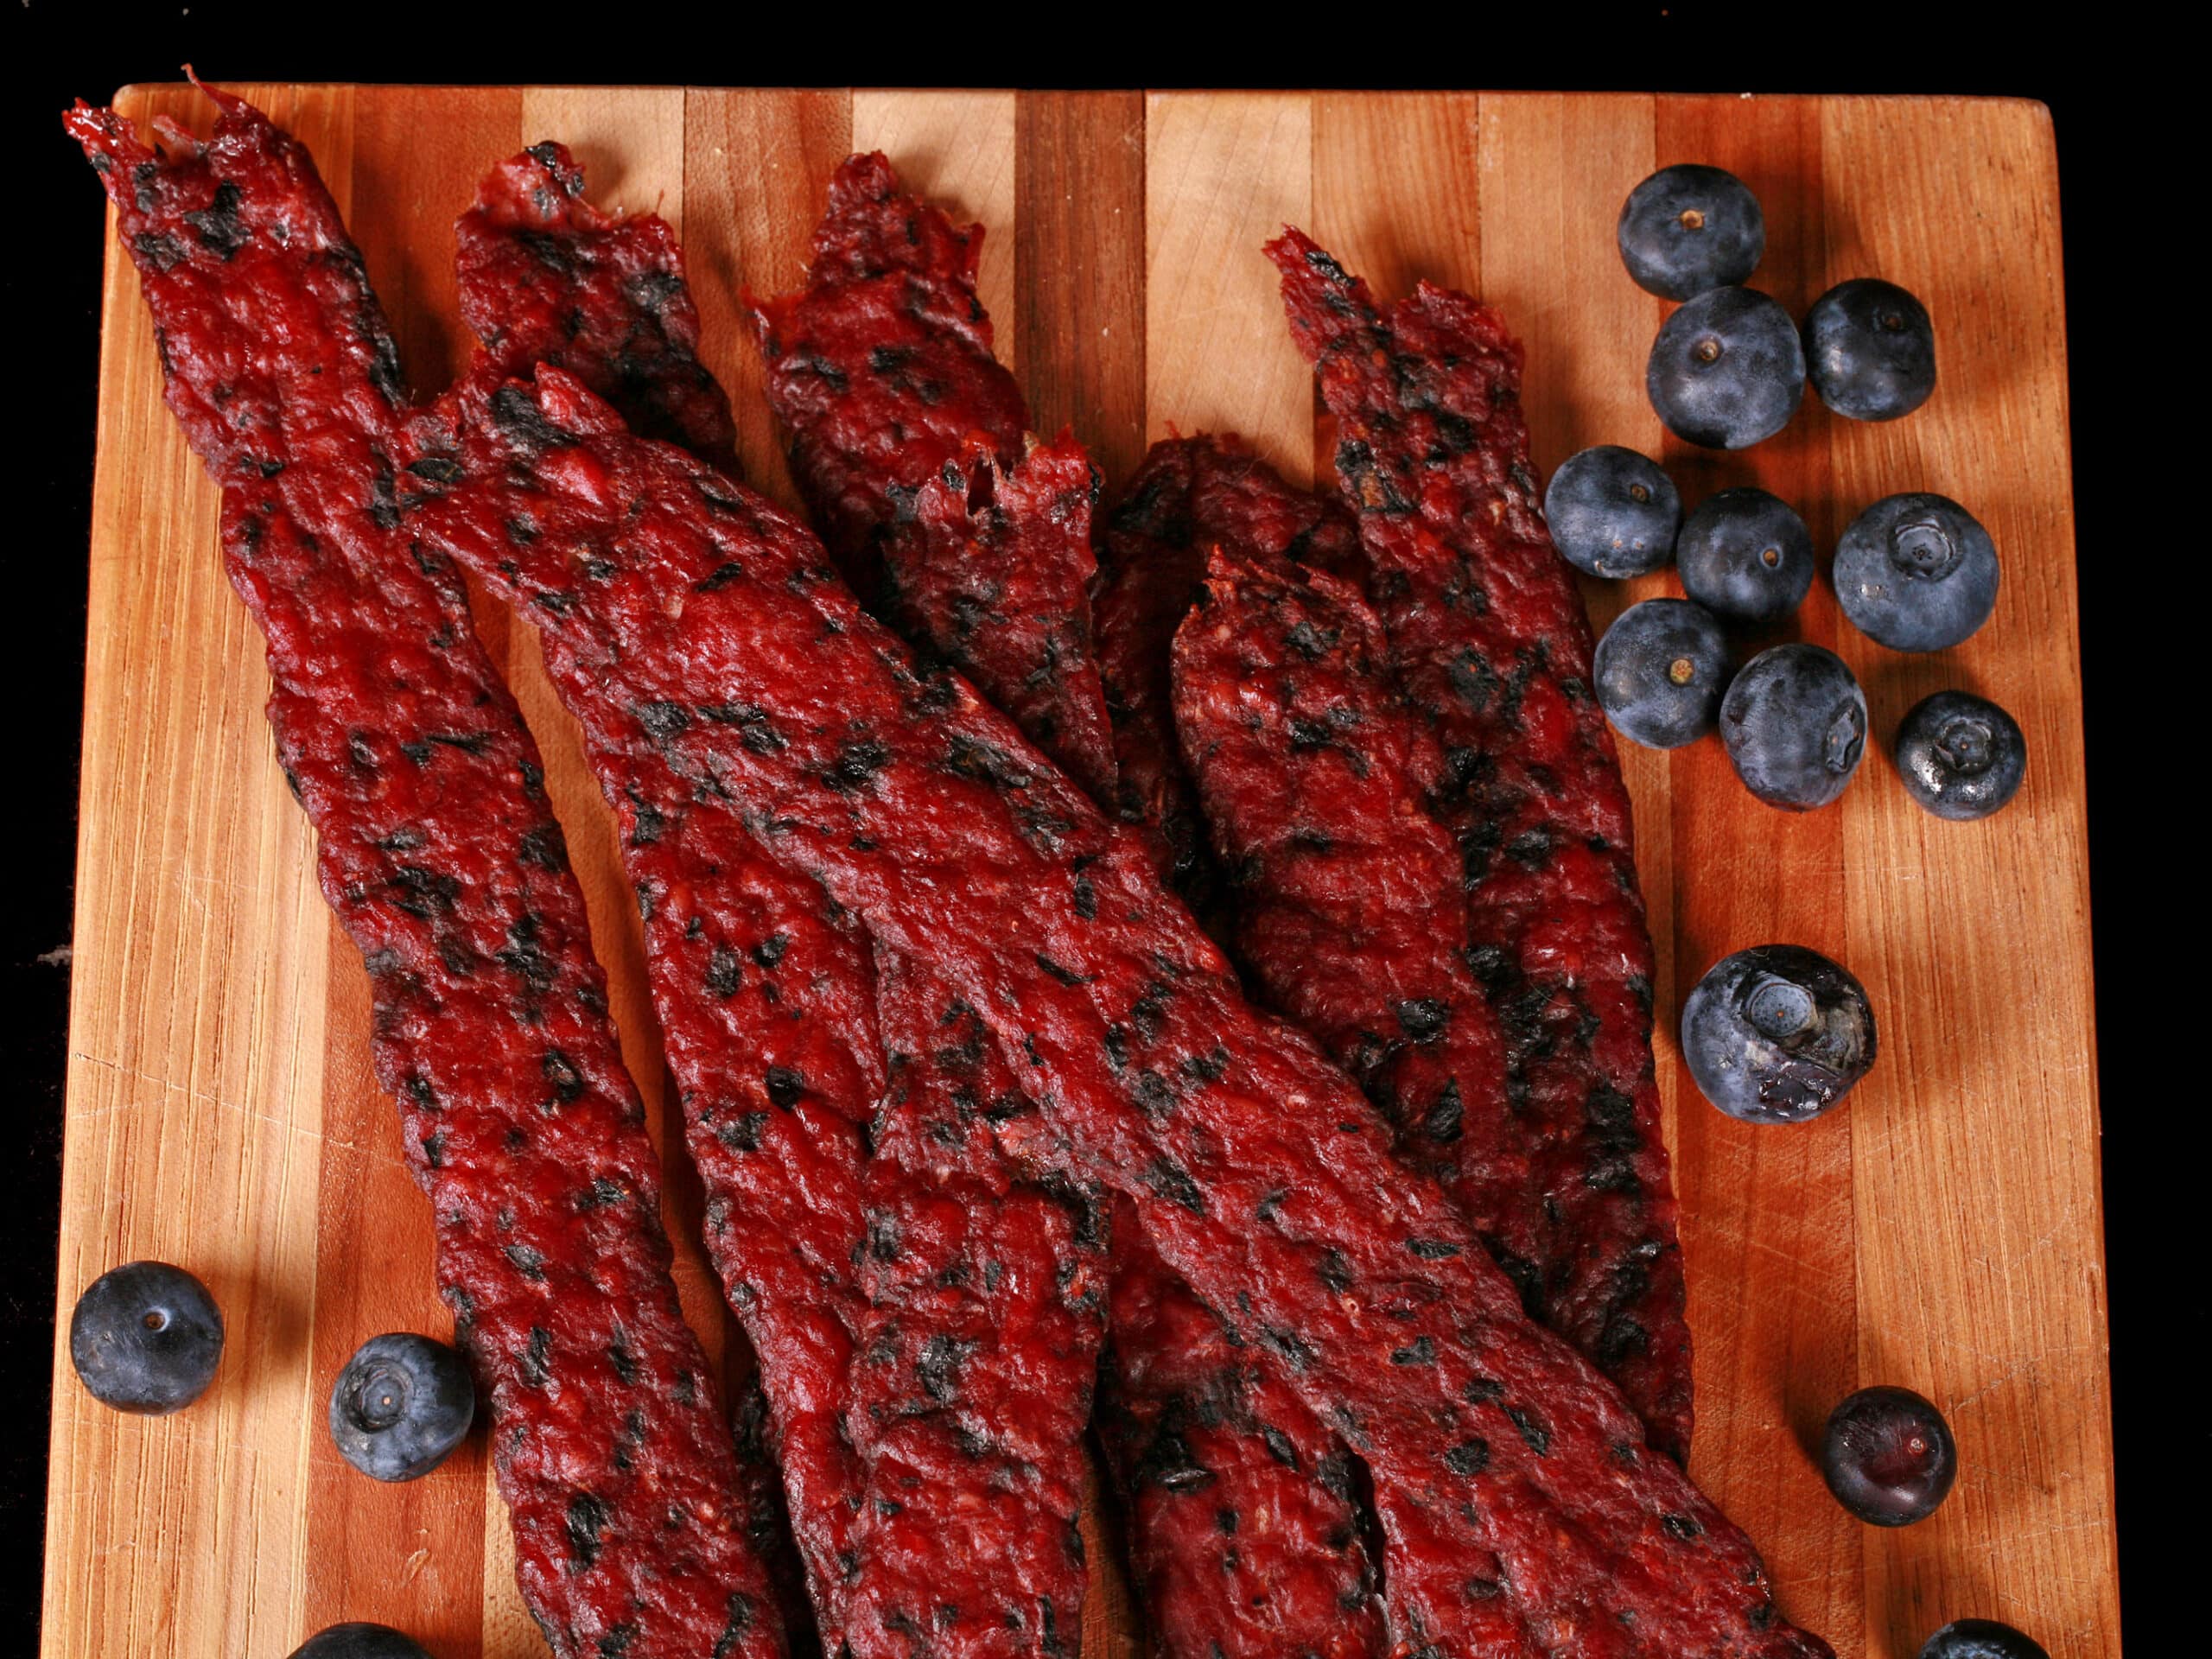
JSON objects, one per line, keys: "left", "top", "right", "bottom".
{"left": 452, "top": 149, "right": 877, "bottom": 1650}
{"left": 1092, "top": 440, "right": 1385, "bottom": 1657}
{"left": 1094, "top": 435, "right": 1362, "bottom": 917}
{"left": 455, "top": 140, "right": 738, "bottom": 471}
{"left": 403, "top": 363, "right": 1833, "bottom": 1659}
{"left": 750, "top": 152, "right": 1116, "bottom": 802}
{"left": 1270, "top": 231, "right": 1692, "bottom": 1461}
{"left": 1170, "top": 546, "right": 1544, "bottom": 1346}
{"left": 753, "top": 155, "right": 1117, "bottom": 1655}
{"left": 67, "top": 89, "right": 785, "bottom": 1659}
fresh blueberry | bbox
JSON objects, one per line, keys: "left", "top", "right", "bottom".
{"left": 1719, "top": 644, "right": 1866, "bottom": 810}
{"left": 1646, "top": 287, "right": 1806, "bottom": 450}
{"left": 69, "top": 1261, "right": 225, "bottom": 1414}
{"left": 1543, "top": 446, "right": 1681, "bottom": 578}
{"left": 1834, "top": 493, "right": 1999, "bottom": 652}
{"left": 1895, "top": 691, "right": 2026, "bottom": 821}
{"left": 1806, "top": 277, "right": 1936, "bottom": 422}
{"left": 328, "top": 1332, "right": 476, "bottom": 1483}
{"left": 1918, "top": 1619, "right": 2051, "bottom": 1659}
{"left": 1616, "top": 163, "right": 1765, "bottom": 301}
{"left": 1593, "top": 600, "right": 1730, "bottom": 749}
{"left": 1821, "top": 1385, "right": 1958, "bottom": 1527}
{"left": 1675, "top": 487, "right": 1815, "bottom": 625}
{"left": 288, "top": 1625, "right": 435, "bottom": 1659}
{"left": 1681, "top": 944, "right": 1876, "bottom": 1123}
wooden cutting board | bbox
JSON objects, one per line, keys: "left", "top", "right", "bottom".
{"left": 45, "top": 86, "right": 2112, "bottom": 1659}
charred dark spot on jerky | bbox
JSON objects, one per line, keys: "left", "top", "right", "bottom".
{"left": 1445, "top": 1438, "right": 1491, "bottom": 1477}
{"left": 716, "top": 1111, "right": 769, "bottom": 1154}
{"left": 565, "top": 1491, "right": 611, "bottom": 1573}
{"left": 521, "top": 1325, "right": 553, "bottom": 1389}
{"left": 1395, "top": 998, "right": 1451, "bottom": 1042}
{"left": 543, "top": 1049, "right": 585, "bottom": 1103}
{"left": 823, "top": 738, "right": 892, "bottom": 794}
{"left": 1035, "top": 952, "right": 1090, "bottom": 988}
{"left": 133, "top": 230, "right": 188, "bottom": 271}
{"left": 765, "top": 1066, "right": 805, "bottom": 1110}
{"left": 1182, "top": 1046, "right": 1229, "bottom": 1085}
{"left": 1262, "top": 1326, "right": 1317, "bottom": 1371}
{"left": 702, "top": 701, "right": 786, "bottom": 753}
{"left": 749, "top": 932, "right": 789, "bottom": 969}
{"left": 705, "top": 948, "right": 742, "bottom": 1000}
{"left": 1132, "top": 1069, "right": 1174, "bottom": 1119}
{"left": 1143, "top": 1157, "right": 1205, "bottom": 1216}
{"left": 181, "top": 180, "right": 251, "bottom": 259}
{"left": 489, "top": 385, "right": 580, "bottom": 454}
{"left": 422, "top": 1132, "right": 446, "bottom": 1169}
{"left": 1318, "top": 1249, "right": 1354, "bottom": 1294}
{"left": 632, "top": 701, "right": 691, "bottom": 742}
{"left": 694, "top": 562, "right": 747, "bottom": 593}
{"left": 505, "top": 1243, "right": 546, "bottom": 1281}
{"left": 916, "top": 1334, "right": 973, "bottom": 1403}
{"left": 1505, "top": 1406, "right": 1552, "bottom": 1456}
{"left": 1406, "top": 1237, "right": 1461, "bottom": 1261}
{"left": 386, "top": 864, "right": 461, "bottom": 918}
{"left": 1258, "top": 1423, "right": 1300, "bottom": 1470}
{"left": 1391, "top": 1335, "right": 1436, "bottom": 1366}
{"left": 1424, "top": 1080, "right": 1465, "bottom": 1143}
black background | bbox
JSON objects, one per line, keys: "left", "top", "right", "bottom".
{"left": 4, "top": 3, "right": 2183, "bottom": 1651}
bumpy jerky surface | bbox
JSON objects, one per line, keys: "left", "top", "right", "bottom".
{"left": 1095, "top": 435, "right": 1363, "bottom": 916}
{"left": 406, "top": 366, "right": 1833, "bottom": 1659}
{"left": 1271, "top": 230, "right": 1694, "bottom": 1462}
{"left": 456, "top": 142, "right": 737, "bottom": 471}
{"left": 1093, "top": 441, "right": 1384, "bottom": 1657}
{"left": 751, "top": 152, "right": 1116, "bottom": 801}
{"left": 753, "top": 152, "right": 1118, "bottom": 1655}
{"left": 67, "top": 92, "right": 783, "bottom": 1659}
{"left": 1094, "top": 1198, "right": 1385, "bottom": 1659}
{"left": 851, "top": 947, "right": 1104, "bottom": 1659}
{"left": 1170, "top": 550, "right": 1544, "bottom": 1342}
{"left": 451, "top": 157, "right": 872, "bottom": 1649}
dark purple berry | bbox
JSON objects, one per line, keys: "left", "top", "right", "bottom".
{"left": 329, "top": 1332, "right": 476, "bottom": 1483}
{"left": 1675, "top": 487, "right": 1815, "bottom": 625}
{"left": 1593, "top": 599, "right": 1730, "bottom": 749}
{"left": 1719, "top": 644, "right": 1866, "bottom": 810}
{"left": 1617, "top": 163, "right": 1764, "bottom": 301}
{"left": 288, "top": 1625, "right": 435, "bottom": 1659}
{"left": 1681, "top": 944, "right": 1876, "bottom": 1124}
{"left": 1543, "top": 445, "right": 1680, "bottom": 578}
{"left": 1646, "top": 287, "right": 1806, "bottom": 450}
{"left": 69, "top": 1261, "right": 225, "bottom": 1414}
{"left": 1918, "top": 1619, "right": 2050, "bottom": 1659}
{"left": 1895, "top": 691, "right": 2026, "bottom": 821}
{"left": 1806, "top": 277, "right": 1936, "bottom": 422}
{"left": 1821, "top": 1384, "right": 1957, "bottom": 1526}
{"left": 1834, "top": 493, "right": 1999, "bottom": 652}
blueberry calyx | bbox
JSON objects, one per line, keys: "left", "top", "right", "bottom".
{"left": 329, "top": 1332, "right": 476, "bottom": 1483}
{"left": 1834, "top": 493, "right": 2000, "bottom": 652}
{"left": 1894, "top": 690, "right": 2026, "bottom": 821}
{"left": 1681, "top": 944, "right": 1876, "bottom": 1123}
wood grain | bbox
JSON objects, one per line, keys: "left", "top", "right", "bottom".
{"left": 48, "top": 86, "right": 2111, "bottom": 1659}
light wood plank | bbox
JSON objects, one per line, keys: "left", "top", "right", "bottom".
{"left": 1143, "top": 92, "right": 1313, "bottom": 478}
{"left": 681, "top": 88, "right": 853, "bottom": 514}
{"left": 1821, "top": 96, "right": 2112, "bottom": 1659}
{"left": 852, "top": 91, "right": 1018, "bottom": 370}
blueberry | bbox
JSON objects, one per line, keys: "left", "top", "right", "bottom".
{"left": 1681, "top": 944, "right": 1875, "bottom": 1123}
{"left": 288, "top": 1625, "right": 435, "bottom": 1659}
{"left": 1646, "top": 287, "right": 1806, "bottom": 450}
{"left": 1617, "top": 163, "right": 1764, "bottom": 301}
{"left": 1895, "top": 691, "right": 2026, "bottom": 821}
{"left": 328, "top": 1332, "right": 476, "bottom": 1482}
{"left": 1918, "top": 1619, "right": 2051, "bottom": 1659}
{"left": 1675, "top": 487, "right": 1815, "bottom": 625}
{"left": 1542, "top": 446, "right": 1681, "bottom": 578}
{"left": 1593, "top": 600, "right": 1730, "bottom": 749}
{"left": 1806, "top": 277, "right": 1936, "bottom": 422}
{"left": 1821, "top": 1385, "right": 1958, "bottom": 1527}
{"left": 69, "top": 1261, "right": 225, "bottom": 1414}
{"left": 1834, "top": 493, "right": 1999, "bottom": 652}
{"left": 1719, "top": 644, "right": 1867, "bottom": 810}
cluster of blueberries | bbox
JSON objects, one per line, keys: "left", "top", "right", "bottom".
{"left": 68, "top": 1261, "right": 462, "bottom": 1658}
{"left": 1560, "top": 163, "right": 2026, "bottom": 829}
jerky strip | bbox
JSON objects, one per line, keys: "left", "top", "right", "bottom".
{"left": 1270, "top": 231, "right": 1693, "bottom": 1461}
{"left": 751, "top": 152, "right": 1116, "bottom": 802}
{"left": 455, "top": 141, "right": 738, "bottom": 471}
{"left": 1094, "top": 434, "right": 1363, "bottom": 918}
{"left": 1169, "top": 547, "right": 1539, "bottom": 1334}
{"left": 1091, "top": 440, "right": 1383, "bottom": 1658}
{"left": 69, "top": 91, "right": 785, "bottom": 1659}
{"left": 1094, "top": 1200, "right": 1386, "bottom": 1659}
{"left": 452, "top": 152, "right": 876, "bottom": 1647}
{"left": 752, "top": 154, "right": 1119, "bottom": 1655}
{"left": 405, "top": 366, "right": 1832, "bottom": 1659}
